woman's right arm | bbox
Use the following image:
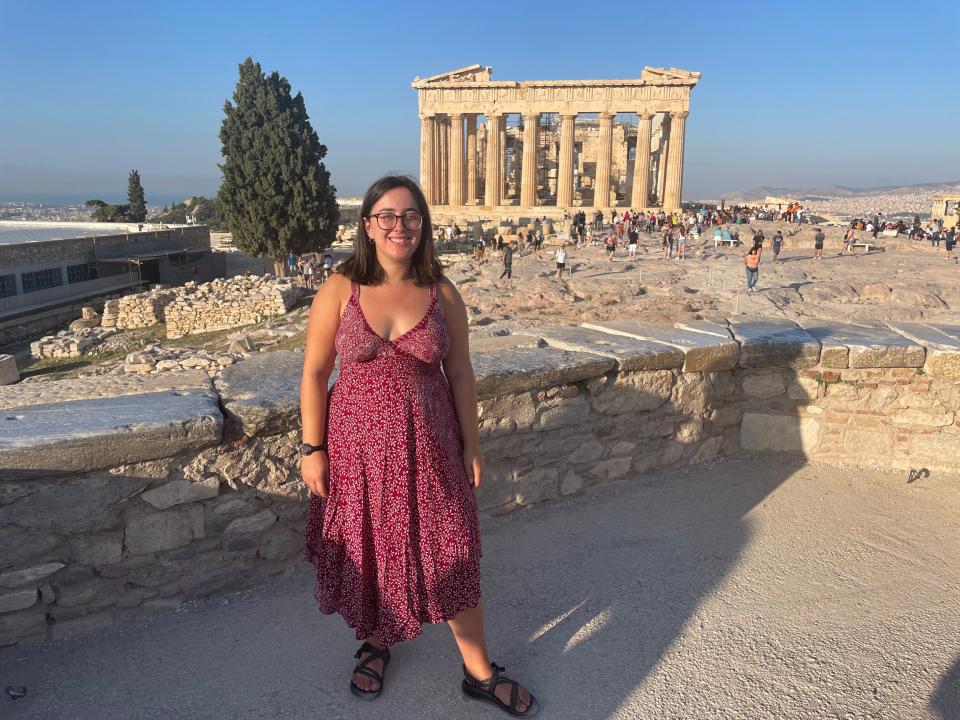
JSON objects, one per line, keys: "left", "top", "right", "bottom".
{"left": 299, "top": 273, "right": 349, "bottom": 498}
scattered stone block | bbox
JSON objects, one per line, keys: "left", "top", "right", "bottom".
{"left": 0, "top": 354, "right": 18, "bottom": 385}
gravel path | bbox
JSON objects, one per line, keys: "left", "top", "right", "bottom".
{"left": 1, "top": 456, "right": 957, "bottom": 719}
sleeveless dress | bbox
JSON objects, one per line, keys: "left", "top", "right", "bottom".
{"left": 303, "top": 281, "right": 482, "bottom": 646}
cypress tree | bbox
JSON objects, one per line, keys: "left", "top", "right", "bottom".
{"left": 127, "top": 170, "right": 147, "bottom": 222}
{"left": 218, "top": 57, "right": 338, "bottom": 270}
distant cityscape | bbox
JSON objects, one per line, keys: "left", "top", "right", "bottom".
{"left": 2, "top": 179, "right": 955, "bottom": 224}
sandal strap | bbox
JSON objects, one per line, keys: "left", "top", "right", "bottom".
{"left": 354, "top": 642, "right": 390, "bottom": 665}
{"left": 352, "top": 666, "right": 383, "bottom": 686}
{"left": 464, "top": 662, "right": 531, "bottom": 713}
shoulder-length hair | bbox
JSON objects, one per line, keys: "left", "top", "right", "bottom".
{"left": 337, "top": 175, "right": 443, "bottom": 287}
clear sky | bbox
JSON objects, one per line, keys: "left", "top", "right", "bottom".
{"left": 1, "top": 0, "right": 957, "bottom": 204}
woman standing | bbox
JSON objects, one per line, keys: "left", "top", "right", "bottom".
{"left": 300, "top": 176, "right": 538, "bottom": 716}
{"left": 744, "top": 246, "right": 761, "bottom": 292}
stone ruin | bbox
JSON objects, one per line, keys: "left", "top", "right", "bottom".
{"left": 3, "top": 317, "right": 960, "bottom": 646}
{"left": 26, "top": 275, "right": 302, "bottom": 364}
{"left": 113, "top": 275, "right": 300, "bottom": 337}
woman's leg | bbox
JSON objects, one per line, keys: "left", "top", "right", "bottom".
{"left": 448, "top": 602, "right": 532, "bottom": 712}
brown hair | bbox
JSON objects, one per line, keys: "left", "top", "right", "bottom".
{"left": 337, "top": 175, "right": 443, "bottom": 286}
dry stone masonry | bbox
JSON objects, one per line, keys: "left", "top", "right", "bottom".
{"left": 111, "top": 275, "right": 300, "bottom": 338}
{"left": 2, "top": 319, "right": 960, "bottom": 647}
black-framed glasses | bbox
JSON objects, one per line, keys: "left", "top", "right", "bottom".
{"left": 368, "top": 211, "right": 423, "bottom": 231}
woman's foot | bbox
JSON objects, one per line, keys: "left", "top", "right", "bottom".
{"left": 463, "top": 661, "right": 537, "bottom": 716}
{"left": 350, "top": 639, "right": 390, "bottom": 699}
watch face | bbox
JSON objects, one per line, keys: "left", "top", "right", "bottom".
{"left": 300, "top": 443, "right": 312, "bottom": 456}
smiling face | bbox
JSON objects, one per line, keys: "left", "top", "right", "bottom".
{"left": 363, "top": 187, "right": 423, "bottom": 268}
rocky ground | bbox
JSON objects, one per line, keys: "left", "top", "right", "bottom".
{"left": 452, "top": 220, "right": 958, "bottom": 334}
{"left": 3, "top": 220, "right": 957, "bottom": 384}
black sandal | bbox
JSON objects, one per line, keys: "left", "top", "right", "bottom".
{"left": 349, "top": 641, "right": 391, "bottom": 700}
{"left": 462, "top": 661, "right": 540, "bottom": 717}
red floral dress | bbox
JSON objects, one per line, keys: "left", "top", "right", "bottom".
{"left": 303, "top": 281, "right": 482, "bottom": 646}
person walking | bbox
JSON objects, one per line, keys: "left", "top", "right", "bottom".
{"left": 605, "top": 231, "right": 617, "bottom": 260}
{"left": 300, "top": 176, "right": 538, "bottom": 716}
{"left": 627, "top": 228, "right": 638, "bottom": 260}
{"left": 814, "top": 228, "right": 825, "bottom": 260}
{"left": 555, "top": 243, "right": 568, "bottom": 279}
{"left": 303, "top": 256, "right": 316, "bottom": 290}
{"left": 744, "top": 246, "right": 760, "bottom": 291}
{"left": 500, "top": 241, "right": 514, "bottom": 280}
{"left": 676, "top": 225, "right": 686, "bottom": 260}
{"left": 771, "top": 230, "right": 783, "bottom": 262}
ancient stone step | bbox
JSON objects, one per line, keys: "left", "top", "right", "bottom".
{"left": 727, "top": 317, "right": 821, "bottom": 368}
{"left": 797, "top": 320, "right": 926, "bottom": 369}
{"left": 582, "top": 320, "right": 739, "bottom": 372}
{"left": 518, "top": 325, "right": 683, "bottom": 372}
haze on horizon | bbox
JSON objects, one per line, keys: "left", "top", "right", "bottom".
{"left": 1, "top": 1, "right": 957, "bottom": 204}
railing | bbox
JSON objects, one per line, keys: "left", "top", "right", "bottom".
{"left": 0, "top": 274, "right": 135, "bottom": 316}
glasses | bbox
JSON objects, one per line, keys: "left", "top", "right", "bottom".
{"left": 368, "top": 211, "right": 423, "bottom": 231}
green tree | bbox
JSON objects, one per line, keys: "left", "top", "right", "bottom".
{"left": 85, "top": 198, "right": 130, "bottom": 222}
{"left": 127, "top": 170, "right": 147, "bottom": 222}
{"left": 218, "top": 57, "right": 338, "bottom": 272}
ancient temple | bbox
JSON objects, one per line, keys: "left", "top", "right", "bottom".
{"left": 412, "top": 64, "right": 701, "bottom": 212}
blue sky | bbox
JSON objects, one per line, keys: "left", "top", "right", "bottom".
{"left": 1, "top": 0, "right": 957, "bottom": 204}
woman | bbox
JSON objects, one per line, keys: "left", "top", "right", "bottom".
{"left": 300, "top": 176, "right": 538, "bottom": 716}
{"left": 606, "top": 231, "right": 617, "bottom": 260}
{"left": 744, "top": 245, "right": 760, "bottom": 292}
{"left": 676, "top": 225, "right": 686, "bottom": 260}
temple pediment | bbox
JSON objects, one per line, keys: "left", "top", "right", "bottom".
{"left": 416, "top": 64, "right": 492, "bottom": 84}
{"left": 641, "top": 66, "right": 702, "bottom": 83}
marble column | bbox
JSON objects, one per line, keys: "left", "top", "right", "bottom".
{"left": 520, "top": 112, "right": 539, "bottom": 207}
{"left": 484, "top": 114, "right": 502, "bottom": 206}
{"left": 630, "top": 112, "right": 653, "bottom": 209}
{"left": 420, "top": 115, "right": 435, "bottom": 204}
{"left": 664, "top": 111, "right": 688, "bottom": 211}
{"left": 433, "top": 117, "right": 443, "bottom": 205}
{"left": 556, "top": 113, "right": 576, "bottom": 208}
{"left": 465, "top": 115, "right": 478, "bottom": 204}
{"left": 594, "top": 112, "right": 614, "bottom": 208}
{"left": 439, "top": 117, "right": 449, "bottom": 205}
{"left": 448, "top": 113, "right": 465, "bottom": 206}
{"left": 656, "top": 115, "right": 669, "bottom": 206}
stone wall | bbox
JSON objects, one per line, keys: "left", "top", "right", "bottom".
{"left": 2, "top": 318, "right": 959, "bottom": 647}
{"left": 111, "top": 275, "right": 300, "bottom": 338}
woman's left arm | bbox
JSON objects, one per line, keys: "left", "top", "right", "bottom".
{"left": 438, "top": 279, "right": 484, "bottom": 489}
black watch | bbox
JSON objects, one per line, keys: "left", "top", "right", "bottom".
{"left": 300, "top": 442, "right": 327, "bottom": 456}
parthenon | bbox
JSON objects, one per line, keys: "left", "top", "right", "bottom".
{"left": 413, "top": 64, "right": 701, "bottom": 213}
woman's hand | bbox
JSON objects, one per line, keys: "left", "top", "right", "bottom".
{"left": 463, "top": 446, "right": 485, "bottom": 491}
{"left": 300, "top": 451, "right": 329, "bottom": 498}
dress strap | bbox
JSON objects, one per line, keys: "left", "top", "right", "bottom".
{"left": 429, "top": 283, "right": 437, "bottom": 301}
{"left": 350, "top": 281, "right": 360, "bottom": 302}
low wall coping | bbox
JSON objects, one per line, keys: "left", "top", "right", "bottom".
{"left": 516, "top": 325, "right": 684, "bottom": 372}
{"left": 798, "top": 320, "right": 926, "bottom": 369}
{"left": 0, "top": 389, "right": 222, "bottom": 474}
{"left": 727, "top": 317, "right": 821, "bottom": 369}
